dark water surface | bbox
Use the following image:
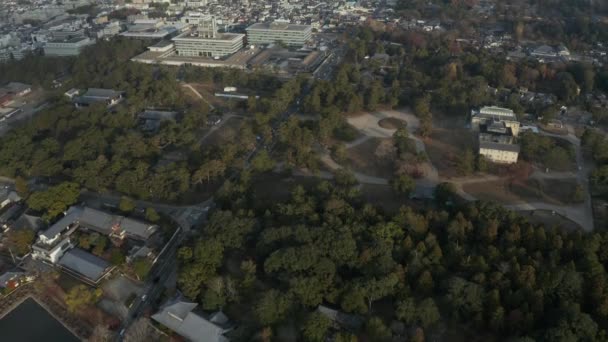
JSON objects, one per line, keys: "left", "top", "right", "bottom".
{"left": 0, "top": 297, "right": 80, "bottom": 342}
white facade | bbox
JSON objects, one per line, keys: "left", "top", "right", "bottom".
{"left": 44, "top": 37, "right": 95, "bottom": 56}
{"left": 173, "top": 31, "right": 244, "bottom": 58}
{"left": 32, "top": 237, "right": 72, "bottom": 263}
{"left": 246, "top": 22, "right": 312, "bottom": 46}
{"left": 479, "top": 147, "right": 519, "bottom": 164}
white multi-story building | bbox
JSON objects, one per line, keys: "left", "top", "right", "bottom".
{"left": 44, "top": 37, "right": 95, "bottom": 56}
{"left": 471, "top": 106, "right": 520, "bottom": 137}
{"left": 246, "top": 22, "right": 312, "bottom": 47}
{"left": 173, "top": 17, "right": 244, "bottom": 58}
{"left": 479, "top": 133, "right": 520, "bottom": 164}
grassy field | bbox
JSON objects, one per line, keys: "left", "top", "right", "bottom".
{"left": 519, "top": 210, "right": 581, "bottom": 231}
{"left": 425, "top": 127, "right": 476, "bottom": 178}
{"left": 203, "top": 117, "right": 244, "bottom": 146}
{"left": 463, "top": 178, "right": 581, "bottom": 205}
{"left": 359, "top": 183, "right": 426, "bottom": 214}
{"left": 345, "top": 137, "right": 395, "bottom": 179}
{"left": 378, "top": 117, "right": 407, "bottom": 129}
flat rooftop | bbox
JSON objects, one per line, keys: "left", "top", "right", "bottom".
{"left": 173, "top": 30, "right": 244, "bottom": 41}
{"left": 246, "top": 22, "right": 311, "bottom": 32}
{"left": 132, "top": 47, "right": 260, "bottom": 68}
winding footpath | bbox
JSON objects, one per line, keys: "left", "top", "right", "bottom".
{"left": 305, "top": 109, "right": 594, "bottom": 231}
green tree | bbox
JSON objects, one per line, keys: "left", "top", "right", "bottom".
{"left": 457, "top": 150, "right": 475, "bottom": 175}
{"left": 27, "top": 182, "right": 80, "bottom": 220}
{"left": 145, "top": 207, "right": 160, "bottom": 222}
{"left": 391, "top": 173, "right": 415, "bottom": 196}
{"left": 251, "top": 150, "right": 276, "bottom": 173}
{"left": 6, "top": 229, "right": 35, "bottom": 256}
{"left": 255, "top": 290, "right": 292, "bottom": 325}
{"left": 119, "top": 196, "right": 136, "bottom": 213}
{"left": 15, "top": 176, "right": 29, "bottom": 197}
{"left": 302, "top": 312, "right": 332, "bottom": 342}
{"left": 418, "top": 298, "right": 440, "bottom": 328}
{"left": 65, "top": 285, "right": 103, "bottom": 313}
{"left": 109, "top": 248, "right": 126, "bottom": 266}
{"left": 132, "top": 258, "right": 152, "bottom": 280}
{"left": 365, "top": 317, "right": 392, "bottom": 342}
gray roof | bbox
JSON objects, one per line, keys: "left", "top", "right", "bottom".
{"left": 39, "top": 206, "right": 84, "bottom": 241}
{"left": 5, "top": 82, "right": 31, "bottom": 94}
{"left": 58, "top": 248, "right": 111, "bottom": 282}
{"left": 78, "top": 207, "right": 114, "bottom": 234}
{"left": 83, "top": 88, "right": 123, "bottom": 99}
{"left": 246, "top": 22, "right": 311, "bottom": 32}
{"left": 139, "top": 110, "right": 178, "bottom": 121}
{"left": 152, "top": 300, "right": 230, "bottom": 342}
{"left": 77, "top": 207, "right": 158, "bottom": 241}
{"left": 40, "top": 206, "right": 157, "bottom": 242}
{"left": 479, "top": 140, "right": 521, "bottom": 152}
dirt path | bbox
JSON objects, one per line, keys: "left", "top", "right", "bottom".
{"left": 182, "top": 83, "right": 216, "bottom": 110}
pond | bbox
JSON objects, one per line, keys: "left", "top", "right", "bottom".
{"left": 0, "top": 298, "right": 79, "bottom": 342}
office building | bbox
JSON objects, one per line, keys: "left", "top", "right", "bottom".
{"left": 44, "top": 37, "right": 95, "bottom": 56}
{"left": 246, "top": 22, "right": 312, "bottom": 47}
{"left": 173, "top": 17, "right": 244, "bottom": 58}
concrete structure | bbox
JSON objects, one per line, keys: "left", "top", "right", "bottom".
{"left": 471, "top": 106, "right": 520, "bottom": 137}
{"left": 246, "top": 22, "right": 312, "bottom": 47}
{"left": 57, "top": 248, "right": 113, "bottom": 284}
{"left": 32, "top": 206, "right": 158, "bottom": 264}
{"left": 173, "top": 21, "right": 244, "bottom": 58}
{"left": 479, "top": 133, "right": 520, "bottom": 164}
{"left": 73, "top": 88, "right": 124, "bottom": 108}
{"left": 152, "top": 299, "right": 232, "bottom": 342}
{"left": 44, "top": 37, "right": 95, "bottom": 56}
{"left": 471, "top": 106, "right": 520, "bottom": 164}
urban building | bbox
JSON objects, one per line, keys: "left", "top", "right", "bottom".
{"left": 173, "top": 17, "right": 244, "bottom": 58}
{"left": 478, "top": 133, "right": 520, "bottom": 164}
{"left": 471, "top": 106, "right": 521, "bottom": 164}
{"left": 32, "top": 206, "right": 158, "bottom": 264}
{"left": 44, "top": 37, "right": 95, "bottom": 56}
{"left": 471, "top": 106, "right": 520, "bottom": 137}
{"left": 72, "top": 88, "right": 124, "bottom": 108}
{"left": 246, "top": 22, "right": 313, "bottom": 47}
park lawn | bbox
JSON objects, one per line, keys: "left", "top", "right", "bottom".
{"left": 204, "top": 117, "right": 245, "bottom": 146}
{"left": 463, "top": 178, "right": 581, "bottom": 206}
{"left": 251, "top": 173, "right": 323, "bottom": 210}
{"left": 463, "top": 180, "right": 524, "bottom": 204}
{"left": 425, "top": 127, "right": 476, "bottom": 178}
{"left": 189, "top": 83, "right": 227, "bottom": 108}
{"left": 540, "top": 178, "right": 581, "bottom": 204}
{"left": 344, "top": 137, "right": 395, "bottom": 179}
{"left": 378, "top": 117, "right": 407, "bottom": 129}
{"left": 519, "top": 210, "right": 582, "bottom": 231}
{"left": 359, "top": 183, "right": 426, "bottom": 214}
